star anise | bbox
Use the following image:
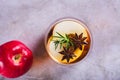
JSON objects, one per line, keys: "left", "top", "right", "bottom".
{"left": 69, "top": 33, "right": 88, "bottom": 50}
{"left": 59, "top": 47, "right": 76, "bottom": 63}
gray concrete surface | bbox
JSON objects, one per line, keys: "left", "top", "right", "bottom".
{"left": 0, "top": 0, "right": 120, "bottom": 80}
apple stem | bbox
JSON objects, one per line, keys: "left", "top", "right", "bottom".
{"left": 12, "top": 54, "right": 22, "bottom": 64}
{"left": 14, "top": 54, "right": 21, "bottom": 60}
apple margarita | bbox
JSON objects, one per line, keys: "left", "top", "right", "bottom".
{"left": 45, "top": 19, "right": 91, "bottom": 64}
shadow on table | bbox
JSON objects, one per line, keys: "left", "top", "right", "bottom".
{"left": 28, "top": 35, "right": 65, "bottom": 80}
{"left": 32, "top": 35, "right": 49, "bottom": 66}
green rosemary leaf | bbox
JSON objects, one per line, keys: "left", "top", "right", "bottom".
{"left": 65, "top": 34, "right": 69, "bottom": 39}
{"left": 55, "top": 43, "right": 59, "bottom": 50}
{"left": 66, "top": 42, "right": 70, "bottom": 49}
{"left": 54, "top": 40, "right": 60, "bottom": 50}
{"left": 56, "top": 32, "right": 64, "bottom": 38}
{"left": 53, "top": 40, "right": 59, "bottom": 44}
{"left": 52, "top": 36, "right": 62, "bottom": 38}
{"left": 70, "top": 40, "right": 74, "bottom": 46}
{"left": 60, "top": 43, "right": 62, "bottom": 49}
{"left": 61, "top": 39, "right": 66, "bottom": 43}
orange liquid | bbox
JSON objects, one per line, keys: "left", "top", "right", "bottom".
{"left": 45, "top": 19, "right": 91, "bottom": 64}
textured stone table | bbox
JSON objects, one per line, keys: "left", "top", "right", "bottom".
{"left": 0, "top": 0, "right": 120, "bottom": 80}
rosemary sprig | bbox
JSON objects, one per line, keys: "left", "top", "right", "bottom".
{"left": 52, "top": 32, "right": 73, "bottom": 50}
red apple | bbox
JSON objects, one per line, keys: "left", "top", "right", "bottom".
{"left": 0, "top": 40, "right": 33, "bottom": 78}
